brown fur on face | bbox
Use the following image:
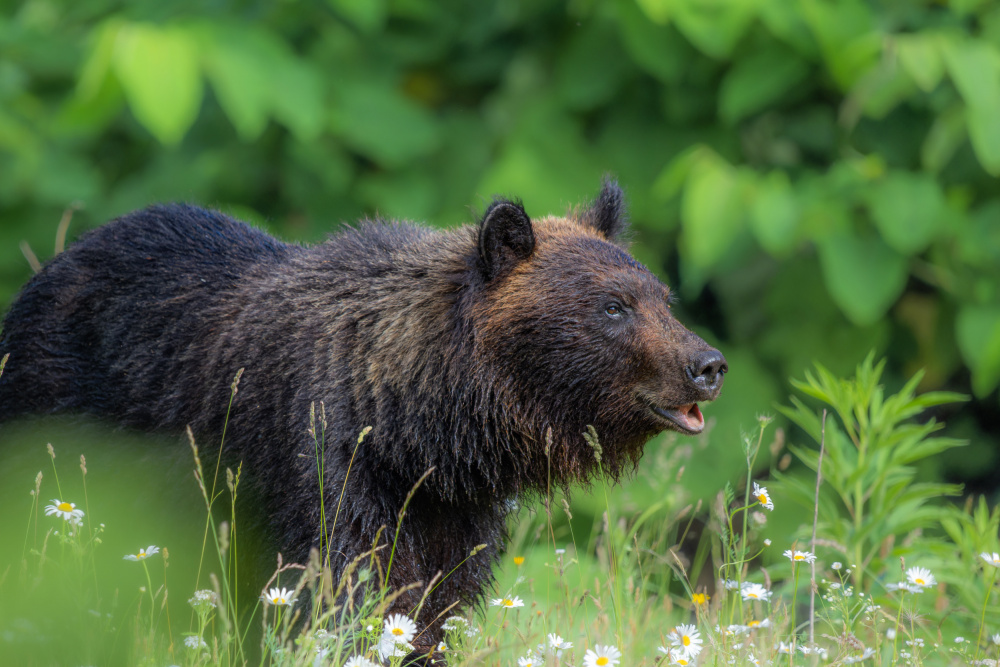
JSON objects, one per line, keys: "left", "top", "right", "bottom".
{"left": 0, "top": 179, "right": 725, "bottom": 653}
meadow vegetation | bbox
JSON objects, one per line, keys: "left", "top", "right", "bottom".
{"left": 3, "top": 352, "right": 999, "bottom": 667}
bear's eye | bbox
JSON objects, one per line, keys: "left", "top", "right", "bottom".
{"left": 605, "top": 302, "right": 624, "bottom": 319}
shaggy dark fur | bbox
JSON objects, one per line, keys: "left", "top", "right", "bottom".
{"left": 0, "top": 180, "right": 726, "bottom": 651}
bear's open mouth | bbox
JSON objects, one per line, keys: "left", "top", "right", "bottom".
{"left": 649, "top": 403, "right": 705, "bottom": 434}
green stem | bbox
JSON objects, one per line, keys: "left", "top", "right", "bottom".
{"left": 975, "top": 566, "right": 999, "bottom": 661}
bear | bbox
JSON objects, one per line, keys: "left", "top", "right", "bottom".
{"left": 0, "top": 179, "right": 726, "bottom": 654}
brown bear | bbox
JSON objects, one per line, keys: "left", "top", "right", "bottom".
{"left": 0, "top": 180, "right": 726, "bottom": 653}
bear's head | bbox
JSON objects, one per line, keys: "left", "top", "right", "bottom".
{"left": 474, "top": 179, "right": 727, "bottom": 484}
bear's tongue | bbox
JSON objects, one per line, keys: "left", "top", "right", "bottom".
{"left": 672, "top": 403, "right": 704, "bottom": 432}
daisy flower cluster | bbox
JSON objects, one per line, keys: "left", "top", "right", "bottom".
{"left": 657, "top": 624, "right": 703, "bottom": 664}
{"left": 377, "top": 613, "right": 417, "bottom": 661}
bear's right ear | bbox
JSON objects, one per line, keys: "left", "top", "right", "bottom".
{"left": 478, "top": 198, "right": 535, "bottom": 281}
{"left": 581, "top": 177, "right": 628, "bottom": 241}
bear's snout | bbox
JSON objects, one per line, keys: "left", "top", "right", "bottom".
{"left": 685, "top": 349, "right": 727, "bottom": 400}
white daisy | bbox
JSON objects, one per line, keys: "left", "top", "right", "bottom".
{"left": 344, "top": 656, "right": 378, "bottom": 667}
{"left": 548, "top": 633, "right": 573, "bottom": 651}
{"left": 490, "top": 595, "right": 525, "bottom": 608}
{"left": 778, "top": 642, "right": 794, "bottom": 654}
{"left": 783, "top": 549, "right": 817, "bottom": 563}
{"left": 746, "top": 618, "right": 771, "bottom": 629}
{"left": 44, "top": 499, "right": 84, "bottom": 522}
{"left": 905, "top": 566, "right": 936, "bottom": 588}
{"left": 518, "top": 654, "right": 539, "bottom": 667}
{"left": 383, "top": 613, "right": 417, "bottom": 644}
{"left": 752, "top": 482, "right": 773, "bottom": 511}
{"left": 123, "top": 545, "right": 160, "bottom": 561}
{"left": 740, "top": 582, "right": 772, "bottom": 601}
{"left": 673, "top": 657, "right": 694, "bottom": 666}
{"left": 832, "top": 562, "right": 843, "bottom": 570}
{"left": 991, "top": 633, "right": 1000, "bottom": 645}
{"left": 263, "top": 586, "right": 297, "bottom": 606}
{"left": 981, "top": 552, "right": 1000, "bottom": 567}
{"left": 670, "top": 623, "right": 703, "bottom": 658}
{"left": 583, "top": 644, "right": 621, "bottom": 667}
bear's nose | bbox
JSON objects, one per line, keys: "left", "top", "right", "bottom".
{"left": 687, "top": 350, "right": 728, "bottom": 397}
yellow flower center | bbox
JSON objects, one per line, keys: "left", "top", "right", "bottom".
{"left": 596, "top": 657, "right": 609, "bottom": 666}
{"left": 393, "top": 628, "right": 404, "bottom": 636}
{"left": 794, "top": 554, "right": 805, "bottom": 560}
{"left": 503, "top": 599, "right": 512, "bottom": 606}
{"left": 757, "top": 494, "right": 767, "bottom": 504}
{"left": 58, "top": 502, "right": 73, "bottom": 512}
{"left": 513, "top": 557, "right": 524, "bottom": 566}
{"left": 748, "top": 592, "right": 759, "bottom": 599}
{"left": 915, "top": 578, "right": 925, "bottom": 585}
{"left": 277, "top": 597, "right": 285, "bottom": 604}
{"left": 138, "top": 551, "right": 146, "bottom": 558}
{"left": 683, "top": 636, "right": 691, "bottom": 646}
{"left": 678, "top": 660, "right": 689, "bottom": 666}
{"left": 749, "top": 620, "right": 760, "bottom": 627}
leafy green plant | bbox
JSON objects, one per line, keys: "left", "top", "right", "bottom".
{"left": 776, "top": 352, "right": 967, "bottom": 591}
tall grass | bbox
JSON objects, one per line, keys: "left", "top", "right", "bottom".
{"left": 2, "top": 355, "right": 999, "bottom": 666}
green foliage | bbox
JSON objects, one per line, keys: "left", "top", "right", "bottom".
{"left": 2, "top": 0, "right": 999, "bottom": 546}
{"left": 776, "top": 353, "right": 968, "bottom": 590}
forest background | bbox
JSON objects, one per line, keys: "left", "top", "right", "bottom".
{"left": 1, "top": 0, "right": 999, "bottom": 629}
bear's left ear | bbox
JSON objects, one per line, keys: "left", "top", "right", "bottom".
{"left": 581, "top": 177, "right": 628, "bottom": 241}
{"left": 478, "top": 198, "right": 535, "bottom": 281}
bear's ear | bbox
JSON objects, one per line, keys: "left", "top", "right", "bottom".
{"left": 478, "top": 198, "right": 535, "bottom": 281}
{"left": 581, "top": 177, "right": 628, "bottom": 241}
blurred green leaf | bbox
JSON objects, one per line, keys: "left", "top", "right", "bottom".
{"left": 817, "top": 232, "right": 908, "bottom": 326}
{"left": 866, "top": 172, "right": 945, "bottom": 256}
{"left": 326, "top": 0, "right": 387, "bottom": 33}
{"left": 616, "top": 0, "right": 686, "bottom": 83}
{"left": 956, "top": 305, "right": 1000, "bottom": 398}
{"left": 330, "top": 77, "right": 441, "bottom": 168}
{"left": 556, "top": 19, "right": 631, "bottom": 110}
{"left": 680, "top": 154, "right": 745, "bottom": 271}
{"left": 800, "top": 0, "right": 878, "bottom": 89}
{"left": 672, "top": 0, "right": 757, "bottom": 59}
{"left": 921, "top": 105, "right": 966, "bottom": 173}
{"left": 719, "top": 44, "right": 809, "bottom": 124}
{"left": 112, "top": 22, "right": 202, "bottom": 145}
{"left": 943, "top": 38, "right": 1000, "bottom": 175}
{"left": 895, "top": 33, "right": 944, "bottom": 93}
{"left": 749, "top": 170, "right": 799, "bottom": 256}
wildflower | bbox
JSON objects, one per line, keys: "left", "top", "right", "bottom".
{"left": 905, "top": 638, "right": 925, "bottom": 648}
{"left": 513, "top": 556, "right": 525, "bottom": 566}
{"left": 377, "top": 637, "right": 414, "bottom": 661}
{"left": 188, "top": 589, "right": 218, "bottom": 611}
{"left": 887, "top": 581, "right": 923, "bottom": 594}
{"left": 555, "top": 548, "right": 566, "bottom": 554}
{"left": 263, "top": 586, "right": 296, "bottom": 606}
{"left": 724, "top": 579, "right": 741, "bottom": 590}
{"left": 886, "top": 629, "right": 896, "bottom": 640}
{"left": 123, "top": 545, "right": 160, "bottom": 561}
{"left": 670, "top": 624, "right": 703, "bottom": 658}
{"left": 752, "top": 482, "right": 773, "bottom": 510}
{"left": 583, "top": 644, "right": 622, "bottom": 667}
{"left": 778, "top": 642, "right": 794, "bottom": 654}
{"left": 548, "top": 633, "right": 573, "bottom": 651}
{"left": 518, "top": 654, "right": 540, "bottom": 667}
{"left": 955, "top": 637, "right": 965, "bottom": 643}
{"left": 784, "top": 549, "right": 817, "bottom": 564}
{"left": 746, "top": 618, "right": 771, "bottom": 629}
{"left": 763, "top": 538, "right": 772, "bottom": 546}
{"left": 344, "top": 657, "right": 378, "bottom": 667}
{"left": 184, "top": 635, "right": 208, "bottom": 650}
{"left": 490, "top": 596, "right": 524, "bottom": 608}
{"left": 906, "top": 566, "right": 936, "bottom": 588}
{"left": 383, "top": 614, "right": 417, "bottom": 643}
{"left": 981, "top": 552, "right": 1000, "bottom": 567}
{"left": 441, "top": 616, "right": 468, "bottom": 631}
{"left": 832, "top": 562, "right": 843, "bottom": 570}
{"left": 748, "top": 654, "right": 761, "bottom": 666}
{"left": 992, "top": 633, "right": 1000, "bottom": 645}
{"left": 692, "top": 592, "right": 710, "bottom": 605}
{"left": 672, "top": 656, "right": 694, "bottom": 666}
{"left": 740, "top": 582, "right": 772, "bottom": 601}
{"left": 45, "top": 499, "right": 85, "bottom": 522}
